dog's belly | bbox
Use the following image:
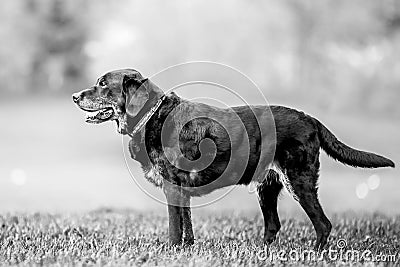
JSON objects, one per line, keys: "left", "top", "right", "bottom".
{"left": 143, "top": 142, "right": 275, "bottom": 197}
{"left": 143, "top": 162, "right": 250, "bottom": 196}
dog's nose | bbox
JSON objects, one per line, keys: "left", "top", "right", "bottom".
{"left": 72, "top": 93, "right": 80, "bottom": 103}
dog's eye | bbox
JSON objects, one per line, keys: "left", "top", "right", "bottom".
{"left": 98, "top": 80, "right": 107, "bottom": 87}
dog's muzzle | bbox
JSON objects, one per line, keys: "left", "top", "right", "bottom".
{"left": 72, "top": 92, "right": 116, "bottom": 124}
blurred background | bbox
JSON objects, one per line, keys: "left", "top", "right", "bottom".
{"left": 0, "top": 0, "right": 398, "bottom": 217}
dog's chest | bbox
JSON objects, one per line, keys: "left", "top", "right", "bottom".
{"left": 141, "top": 148, "right": 171, "bottom": 188}
{"left": 141, "top": 147, "right": 194, "bottom": 189}
{"left": 143, "top": 164, "right": 164, "bottom": 187}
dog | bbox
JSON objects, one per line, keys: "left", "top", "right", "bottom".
{"left": 73, "top": 68, "right": 395, "bottom": 249}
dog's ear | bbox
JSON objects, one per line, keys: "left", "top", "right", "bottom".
{"left": 122, "top": 76, "right": 149, "bottom": 117}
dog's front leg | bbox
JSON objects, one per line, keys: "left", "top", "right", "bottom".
{"left": 163, "top": 183, "right": 183, "bottom": 245}
{"left": 181, "top": 194, "right": 194, "bottom": 245}
{"left": 167, "top": 204, "right": 182, "bottom": 245}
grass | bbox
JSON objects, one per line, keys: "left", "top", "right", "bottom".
{"left": 0, "top": 210, "right": 399, "bottom": 266}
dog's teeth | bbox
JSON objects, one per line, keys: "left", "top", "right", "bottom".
{"left": 85, "top": 109, "right": 113, "bottom": 123}
{"left": 85, "top": 110, "right": 101, "bottom": 123}
{"left": 99, "top": 109, "right": 113, "bottom": 119}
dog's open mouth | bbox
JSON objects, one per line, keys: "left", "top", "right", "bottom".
{"left": 85, "top": 108, "right": 114, "bottom": 124}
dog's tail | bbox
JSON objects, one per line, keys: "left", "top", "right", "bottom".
{"left": 315, "top": 119, "right": 395, "bottom": 168}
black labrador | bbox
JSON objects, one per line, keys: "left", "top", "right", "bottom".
{"left": 72, "top": 68, "right": 394, "bottom": 249}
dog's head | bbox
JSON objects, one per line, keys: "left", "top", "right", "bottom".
{"left": 72, "top": 69, "right": 162, "bottom": 134}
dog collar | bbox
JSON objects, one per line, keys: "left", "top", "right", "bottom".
{"left": 128, "top": 94, "right": 166, "bottom": 138}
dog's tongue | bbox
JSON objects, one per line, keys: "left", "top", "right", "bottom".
{"left": 85, "top": 109, "right": 113, "bottom": 124}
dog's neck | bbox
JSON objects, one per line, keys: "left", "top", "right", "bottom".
{"left": 129, "top": 94, "right": 166, "bottom": 137}
{"left": 127, "top": 92, "right": 181, "bottom": 167}
{"left": 126, "top": 82, "right": 165, "bottom": 135}
{"left": 129, "top": 91, "right": 181, "bottom": 138}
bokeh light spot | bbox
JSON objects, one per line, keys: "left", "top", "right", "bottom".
{"left": 367, "top": 174, "right": 380, "bottom": 190}
{"left": 355, "top": 183, "right": 369, "bottom": 199}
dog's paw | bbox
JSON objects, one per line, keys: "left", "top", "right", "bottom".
{"left": 264, "top": 231, "right": 278, "bottom": 245}
{"left": 183, "top": 237, "right": 195, "bottom": 246}
{"left": 168, "top": 239, "right": 182, "bottom": 246}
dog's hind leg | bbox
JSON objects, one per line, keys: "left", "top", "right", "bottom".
{"left": 288, "top": 160, "right": 332, "bottom": 250}
{"left": 257, "top": 170, "right": 283, "bottom": 244}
